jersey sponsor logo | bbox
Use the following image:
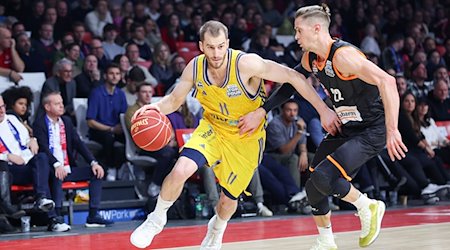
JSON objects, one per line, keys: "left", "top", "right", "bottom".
{"left": 197, "top": 81, "right": 204, "bottom": 88}
{"left": 226, "top": 84, "right": 242, "bottom": 98}
{"left": 334, "top": 105, "right": 363, "bottom": 124}
{"left": 330, "top": 88, "right": 344, "bottom": 102}
{"left": 325, "top": 60, "right": 335, "bottom": 77}
{"left": 208, "top": 113, "right": 239, "bottom": 126}
{"left": 200, "top": 127, "right": 214, "bottom": 139}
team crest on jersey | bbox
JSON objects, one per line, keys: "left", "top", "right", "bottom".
{"left": 226, "top": 84, "right": 242, "bottom": 97}
{"left": 197, "top": 81, "right": 204, "bottom": 88}
{"left": 325, "top": 60, "right": 335, "bottom": 77}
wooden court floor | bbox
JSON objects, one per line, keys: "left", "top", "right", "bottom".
{"left": 0, "top": 204, "right": 449, "bottom": 249}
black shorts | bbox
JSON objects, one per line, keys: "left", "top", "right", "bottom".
{"left": 310, "top": 121, "right": 386, "bottom": 180}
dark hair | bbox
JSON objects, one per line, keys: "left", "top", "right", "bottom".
{"left": 126, "top": 66, "right": 146, "bottom": 82}
{"left": 1, "top": 86, "right": 33, "bottom": 111}
{"left": 105, "top": 63, "right": 121, "bottom": 73}
{"left": 281, "top": 98, "right": 298, "bottom": 109}
{"left": 400, "top": 91, "right": 421, "bottom": 136}
{"left": 113, "top": 54, "right": 127, "bottom": 64}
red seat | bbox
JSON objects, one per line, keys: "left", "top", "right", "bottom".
{"left": 175, "top": 42, "right": 198, "bottom": 52}
{"left": 12, "top": 181, "right": 89, "bottom": 192}
{"left": 435, "top": 120, "right": 450, "bottom": 140}
{"left": 175, "top": 128, "right": 196, "bottom": 148}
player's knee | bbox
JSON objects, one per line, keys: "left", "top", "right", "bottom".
{"left": 169, "top": 158, "right": 198, "bottom": 182}
{"left": 305, "top": 180, "right": 330, "bottom": 215}
{"left": 310, "top": 168, "right": 334, "bottom": 195}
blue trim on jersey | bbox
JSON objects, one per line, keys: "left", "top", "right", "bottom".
{"left": 203, "top": 49, "right": 231, "bottom": 88}
{"left": 221, "top": 187, "right": 238, "bottom": 200}
{"left": 235, "top": 52, "right": 261, "bottom": 100}
{"left": 179, "top": 148, "right": 207, "bottom": 169}
{"left": 192, "top": 57, "right": 199, "bottom": 98}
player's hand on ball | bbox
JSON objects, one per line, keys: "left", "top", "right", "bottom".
{"left": 132, "top": 104, "right": 161, "bottom": 121}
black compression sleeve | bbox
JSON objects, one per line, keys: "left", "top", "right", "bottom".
{"left": 261, "top": 83, "right": 296, "bottom": 113}
{"left": 294, "top": 63, "right": 312, "bottom": 78}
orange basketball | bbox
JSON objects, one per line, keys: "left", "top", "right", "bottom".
{"left": 130, "top": 110, "right": 173, "bottom": 151}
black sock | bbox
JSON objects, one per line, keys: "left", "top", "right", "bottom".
{"left": 88, "top": 208, "right": 98, "bottom": 218}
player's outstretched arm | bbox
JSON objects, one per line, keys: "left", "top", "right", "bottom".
{"left": 334, "top": 47, "right": 408, "bottom": 160}
{"left": 132, "top": 60, "right": 195, "bottom": 120}
{"left": 238, "top": 53, "right": 341, "bottom": 136}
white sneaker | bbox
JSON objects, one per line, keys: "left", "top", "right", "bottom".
{"left": 130, "top": 212, "right": 166, "bottom": 249}
{"left": 258, "top": 205, "right": 273, "bottom": 217}
{"left": 200, "top": 215, "right": 227, "bottom": 250}
{"left": 421, "top": 183, "right": 447, "bottom": 195}
{"left": 289, "top": 190, "right": 307, "bottom": 203}
{"left": 106, "top": 168, "right": 117, "bottom": 181}
{"left": 310, "top": 235, "right": 338, "bottom": 250}
{"left": 357, "top": 200, "right": 385, "bottom": 247}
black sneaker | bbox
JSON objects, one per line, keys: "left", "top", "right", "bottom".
{"left": 34, "top": 198, "right": 55, "bottom": 212}
{"left": 47, "top": 216, "right": 71, "bottom": 232}
{"left": 85, "top": 214, "right": 114, "bottom": 228}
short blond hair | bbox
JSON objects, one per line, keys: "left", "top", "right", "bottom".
{"left": 295, "top": 4, "right": 331, "bottom": 27}
{"left": 199, "top": 21, "right": 228, "bottom": 42}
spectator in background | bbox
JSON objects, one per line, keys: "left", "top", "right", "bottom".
{"left": 113, "top": 54, "right": 130, "bottom": 88}
{"left": 41, "top": 59, "right": 77, "bottom": 122}
{"left": 229, "top": 17, "right": 250, "bottom": 50}
{"left": 72, "top": 0, "right": 93, "bottom": 23}
{"left": 34, "top": 92, "right": 113, "bottom": 228}
{"left": 407, "top": 62, "right": 433, "bottom": 99}
{"left": 381, "top": 34, "right": 404, "bottom": 74}
{"left": 149, "top": 42, "right": 173, "bottom": 94}
{"left": 32, "top": 22, "right": 57, "bottom": 76}
{"left": 84, "top": 0, "right": 112, "bottom": 37}
{"left": 24, "top": 0, "right": 45, "bottom": 39}
{"left": 42, "top": 7, "right": 59, "bottom": 39}
{"left": 160, "top": 13, "right": 184, "bottom": 53}
{"left": 265, "top": 100, "right": 309, "bottom": 188}
{"left": 183, "top": 11, "right": 202, "bottom": 42}
{"left": 72, "top": 22, "right": 90, "bottom": 58}
{"left": 400, "top": 36, "right": 417, "bottom": 66}
{"left": 102, "top": 24, "right": 125, "bottom": 61}
{"left": 0, "top": 95, "right": 69, "bottom": 232}
{"left": 261, "top": 0, "right": 283, "bottom": 28}
{"left": 428, "top": 79, "right": 450, "bottom": 121}
{"left": 123, "top": 66, "right": 145, "bottom": 106}
{"left": 86, "top": 63, "right": 127, "bottom": 181}
{"left": 360, "top": 23, "right": 381, "bottom": 57}
{"left": 426, "top": 50, "right": 446, "bottom": 81}
{"left": 58, "top": 43, "right": 83, "bottom": 77}
{"left": 75, "top": 54, "right": 102, "bottom": 98}
{"left": 143, "top": 18, "right": 162, "bottom": 50}
{"left": 118, "top": 17, "right": 134, "bottom": 46}
{"left": 125, "top": 43, "right": 157, "bottom": 87}
{"left": 53, "top": 33, "right": 76, "bottom": 64}
{"left": 128, "top": 23, "right": 153, "bottom": 61}
{"left": 165, "top": 55, "right": 186, "bottom": 90}
{"left": 1, "top": 86, "right": 33, "bottom": 136}
{"left": 133, "top": 2, "right": 150, "bottom": 24}
{"left": 0, "top": 27, "right": 24, "bottom": 84}
{"left": 396, "top": 75, "right": 408, "bottom": 97}
{"left": 433, "top": 66, "right": 449, "bottom": 87}
{"left": 125, "top": 82, "right": 177, "bottom": 198}
{"left": 54, "top": 0, "right": 72, "bottom": 41}
{"left": 248, "top": 31, "right": 280, "bottom": 63}
{"left": 11, "top": 21, "right": 25, "bottom": 38}
{"left": 15, "top": 32, "right": 45, "bottom": 73}
{"left": 90, "top": 37, "right": 110, "bottom": 72}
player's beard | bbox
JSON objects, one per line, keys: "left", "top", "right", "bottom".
{"left": 207, "top": 55, "right": 227, "bottom": 69}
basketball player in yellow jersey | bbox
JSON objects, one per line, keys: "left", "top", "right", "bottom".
{"left": 130, "top": 20, "right": 341, "bottom": 249}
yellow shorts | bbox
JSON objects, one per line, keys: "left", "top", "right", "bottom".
{"left": 183, "top": 120, "right": 265, "bottom": 198}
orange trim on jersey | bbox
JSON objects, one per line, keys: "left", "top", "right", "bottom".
{"left": 309, "top": 166, "right": 315, "bottom": 172}
{"left": 326, "top": 155, "right": 352, "bottom": 181}
{"left": 332, "top": 47, "right": 366, "bottom": 81}
{"left": 304, "top": 51, "right": 311, "bottom": 71}
{"left": 315, "top": 40, "right": 335, "bottom": 71}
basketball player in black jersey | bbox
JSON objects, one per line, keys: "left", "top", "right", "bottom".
{"left": 239, "top": 4, "right": 408, "bottom": 250}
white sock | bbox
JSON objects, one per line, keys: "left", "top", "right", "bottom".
{"left": 257, "top": 202, "right": 264, "bottom": 210}
{"left": 318, "top": 224, "right": 334, "bottom": 239}
{"left": 153, "top": 195, "right": 174, "bottom": 220}
{"left": 352, "top": 193, "right": 372, "bottom": 210}
{"left": 212, "top": 214, "right": 228, "bottom": 230}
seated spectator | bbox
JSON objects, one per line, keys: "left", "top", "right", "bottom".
{"left": 41, "top": 58, "right": 77, "bottom": 122}
{"left": 407, "top": 62, "right": 433, "bottom": 99}
{"left": 428, "top": 79, "right": 450, "bottom": 121}
{"left": 164, "top": 55, "right": 186, "bottom": 92}
{"left": 433, "top": 66, "right": 449, "bottom": 87}
{"left": 34, "top": 92, "right": 113, "bottom": 227}
{"left": 125, "top": 82, "right": 177, "bottom": 197}
{"left": 90, "top": 37, "right": 110, "bottom": 72}
{"left": 160, "top": 13, "right": 185, "bottom": 53}
{"left": 102, "top": 24, "right": 125, "bottom": 61}
{"left": 54, "top": 43, "right": 83, "bottom": 77}
{"left": 125, "top": 43, "right": 158, "bottom": 87}
{"left": 426, "top": 50, "right": 446, "bottom": 81}
{"left": 32, "top": 22, "right": 57, "bottom": 76}
{"left": 417, "top": 98, "right": 450, "bottom": 165}
{"left": 113, "top": 54, "right": 130, "bottom": 88}
{"left": 128, "top": 23, "right": 153, "bottom": 61}
{"left": 265, "top": 99, "right": 309, "bottom": 188}
{"left": 258, "top": 154, "right": 310, "bottom": 214}
{"left": 0, "top": 27, "right": 24, "bottom": 84}
{"left": 143, "top": 17, "right": 162, "bottom": 50}
{"left": 123, "top": 66, "right": 145, "bottom": 106}
{"left": 75, "top": 54, "right": 103, "bottom": 98}
{"left": 84, "top": 0, "right": 112, "bottom": 37}
{"left": 398, "top": 92, "right": 450, "bottom": 201}
{"left": 381, "top": 34, "right": 404, "bottom": 74}
{"left": 0, "top": 95, "right": 69, "bottom": 232}
{"left": 87, "top": 63, "right": 127, "bottom": 181}
{"left": 1, "top": 86, "right": 33, "bottom": 136}
{"left": 72, "top": 22, "right": 90, "bottom": 58}
{"left": 247, "top": 31, "right": 280, "bottom": 63}
{"left": 15, "top": 32, "right": 46, "bottom": 73}
{"left": 149, "top": 42, "right": 174, "bottom": 94}
{"left": 396, "top": 75, "right": 408, "bottom": 96}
